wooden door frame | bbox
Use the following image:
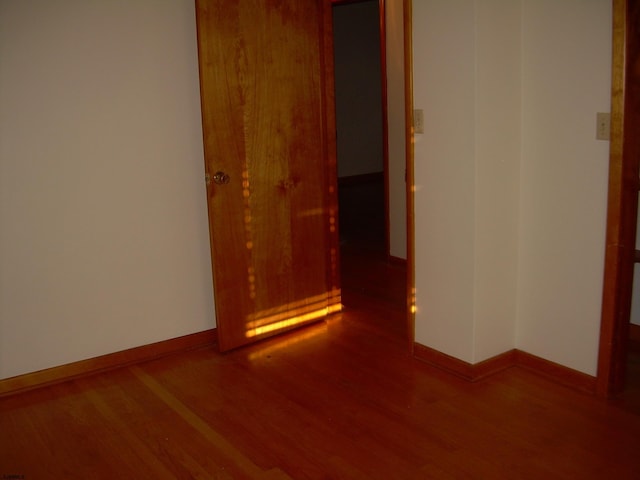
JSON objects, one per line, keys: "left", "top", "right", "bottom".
{"left": 597, "top": 0, "right": 639, "bottom": 397}
{"left": 403, "top": 0, "right": 414, "bottom": 350}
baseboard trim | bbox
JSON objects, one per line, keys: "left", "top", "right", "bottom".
{"left": 414, "top": 343, "right": 596, "bottom": 394}
{"left": 514, "top": 350, "right": 597, "bottom": 394}
{"left": 0, "top": 329, "right": 217, "bottom": 398}
{"left": 389, "top": 255, "right": 407, "bottom": 267}
{"left": 413, "top": 344, "right": 517, "bottom": 382}
{"left": 1, "top": 332, "right": 598, "bottom": 398}
{"left": 337, "top": 171, "right": 383, "bottom": 186}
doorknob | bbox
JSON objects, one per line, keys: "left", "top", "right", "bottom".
{"left": 212, "top": 171, "right": 230, "bottom": 185}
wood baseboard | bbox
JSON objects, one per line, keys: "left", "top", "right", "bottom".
{"left": 413, "top": 344, "right": 517, "bottom": 381}
{"left": 0, "top": 329, "right": 217, "bottom": 398}
{"left": 337, "top": 171, "right": 384, "bottom": 186}
{"left": 414, "top": 343, "right": 597, "bottom": 394}
{"left": 514, "top": 350, "right": 597, "bottom": 394}
{"left": 1, "top": 331, "right": 599, "bottom": 398}
{"left": 389, "top": 255, "right": 407, "bottom": 266}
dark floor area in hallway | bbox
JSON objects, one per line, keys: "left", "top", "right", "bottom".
{"left": 338, "top": 174, "right": 407, "bottom": 336}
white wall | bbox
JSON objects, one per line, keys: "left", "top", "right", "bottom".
{"left": 0, "top": 0, "right": 215, "bottom": 379}
{"left": 517, "top": 0, "right": 611, "bottom": 374}
{"left": 412, "top": 0, "right": 611, "bottom": 374}
{"left": 386, "top": 0, "right": 407, "bottom": 259}
{"left": 413, "top": 0, "right": 477, "bottom": 363}
{"left": 473, "top": 0, "right": 521, "bottom": 362}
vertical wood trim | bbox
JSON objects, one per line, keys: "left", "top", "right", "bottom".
{"left": 378, "top": 0, "right": 392, "bottom": 260}
{"left": 194, "top": 1, "right": 219, "bottom": 339}
{"left": 321, "top": 0, "right": 342, "bottom": 312}
{"left": 404, "top": 0, "right": 415, "bottom": 351}
{"left": 597, "top": 0, "right": 631, "bottom": 397}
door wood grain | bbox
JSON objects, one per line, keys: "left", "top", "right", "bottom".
{"left": 195, "top": 0, "right": 341, "bottom": 351}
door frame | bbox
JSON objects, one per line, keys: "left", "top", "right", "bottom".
{"left": 330, "top": 0, "right": 415, "bottom": 347}
{"left": 403, "top": 0, "right": 414, "bottom": 349}
{"left": 597, "top": 0, "right": 639, "bottom": 397}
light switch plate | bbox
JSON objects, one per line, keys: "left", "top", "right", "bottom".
{"left": 596, "top": 112, "right": 610, "bottom": 141}
{"left": 414, "top": 109, "right": 424, "bottom": 134}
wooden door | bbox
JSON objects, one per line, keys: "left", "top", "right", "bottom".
{"left": 195, "top": 0, "right": 341, "bottom": 351}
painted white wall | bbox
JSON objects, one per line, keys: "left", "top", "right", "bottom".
{"left": 473, "top": 0, "right": 521, "bottom": 362}
{"left": 517, "top": 0, "right": 611, "bottom": 375}
{"left": 413, "top": 0, "right": 520, "bottom": 363}
{"left": 413, "top": 0, "right": 611, "bottom": 374}
{"left": 413, "top": 0, "right": 477, "bottom": 362}
{"left": 386, "top": 0, "right": 408, "bottom": 260}
{"left": 0, "top": 0, "right": 215, "bottom": 379}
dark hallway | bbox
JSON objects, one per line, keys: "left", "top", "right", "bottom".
{"left": 338, "top": 174, "right": 407, "bottom": 338}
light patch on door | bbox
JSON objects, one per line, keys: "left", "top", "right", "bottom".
{"left": 245, "top": 291, "right": 342, "bottom": 338}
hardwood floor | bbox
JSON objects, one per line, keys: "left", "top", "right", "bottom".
{"left": 2, "top": 183, "right": 640, "bottom": 478}
{"left": 2, "top": 298, "right": 640, "bottom": 479}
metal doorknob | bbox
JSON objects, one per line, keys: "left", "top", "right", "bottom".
{"left": 212, "top": 171, "right": 230, "bottom": 185}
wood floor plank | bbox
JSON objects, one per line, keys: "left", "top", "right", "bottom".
{"left": 85, "top": 371, "right": 240, "bottom": 480}
{"left": 82, "top": 386, "right": 188, "bottom": 479}
{"left": 130, "top": 365, "right": 283, "bottom": 480}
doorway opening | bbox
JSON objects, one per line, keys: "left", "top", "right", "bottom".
{"left": 331, "top": 0, "right": 408, "bottom": 336}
